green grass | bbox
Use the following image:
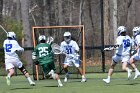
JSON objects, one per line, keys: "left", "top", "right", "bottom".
{"left": 0, "top": 72, "right": 140, "bottom": 93}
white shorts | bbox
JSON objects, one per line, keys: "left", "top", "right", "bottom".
{"left": 5, "top": 58, "right": 23, "bottom": 70}
{"left": 63, "top": 58, "right": 80, "bottom": 68}
{"left": 112, "top": 54, "right": 130, "bottom": 63}
{"left": 131, "top": 53, "right": 140, "bottom": 61}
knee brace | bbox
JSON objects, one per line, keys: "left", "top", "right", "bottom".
{"left": 18, "top": 66, "right": 28, "bottom": 75}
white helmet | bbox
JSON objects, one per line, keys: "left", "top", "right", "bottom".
{"left": 63, "top": 32, "right": 71, "bottom": 43}
{"left": 38, "top": 35, "right": 46, "bottom": 42}
{"left": 132, "top": 26, "right": 140, "bottom": 37}
{"left": 117, "top": 26, "right": 127, "bottom": 36}
{"left": 7, "top": 32, "right": 16, "bottom": 39}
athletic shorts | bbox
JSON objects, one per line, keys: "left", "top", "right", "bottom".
{"left": 63, "top": 58, "right": 81, "bottom": 68}
{"left": 112, "top": 54, "right": 130, "bottom": 63}
{"left": 131, "top": 53, "right": 140, "bottom": 61}
{"left": 5, "top": 58, "right": 23, "bottom": 70}
{"left": 41, "top": 62, "right": 56, "bottom": 74}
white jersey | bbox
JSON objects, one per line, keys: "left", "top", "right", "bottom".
{"left": 60, "top": 40, "right": 80, "bottom": 67}
{"left": 3, "top": 39, "right": 24, "bottom": 59}
{"left": 134, "top": 35, "right": 140, "bottom": 55}
{"left": 60, "top": 40, "right": 79, "bottom": 55}
{"left": 115, "top": 35, "right": 132, "bottom": 56}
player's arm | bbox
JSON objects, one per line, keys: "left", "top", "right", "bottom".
{"left": 104, "top": 44, "right": 120, "bottom": 51}
{"left": 14, "top": 41, "right": 24, "bottom": 52}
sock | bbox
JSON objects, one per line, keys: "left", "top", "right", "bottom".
{"left": 107, "top": 76, "right": 110, "bottom": 80}
{"left": 7, "top": 74, "right": 11, "bottom": 78}
{"left": 58, "top": 79, "right": 62, "bottom": 84}
{"left": 134, "top": 68, "right": 139, "bottom": 72}
{"left": 82, "top": 75, "right": 85, "bottom": 79}
{"left": 27, "top": 77, "right": 33, "bottom": 83}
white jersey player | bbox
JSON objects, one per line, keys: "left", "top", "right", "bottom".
{"left": 60, "top": 32, "right": 86, "bottom": 82}
{"left": 3, "top": 32, "right": 35, "bottom": 86}
{"left": 103, "top": 26, "right": 133, "bottom": 83}
{"left": 129, "top": 27, "right": 140, "bottom": 79}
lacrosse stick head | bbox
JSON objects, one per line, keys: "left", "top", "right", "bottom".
{"left": 47, "top": 36, "right": 54, "bottom": 44}
{"left": 51, "top": 43, "right": 62, "bottom": 54}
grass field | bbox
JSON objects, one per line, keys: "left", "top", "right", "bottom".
{"left": 0, "top": 72, "right": 140, "bottom": 93}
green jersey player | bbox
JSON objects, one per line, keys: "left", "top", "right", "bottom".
{"left": 32, "top": 35, "right": 63, "bottom": 87}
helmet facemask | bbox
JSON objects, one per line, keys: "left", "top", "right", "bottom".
{"left": 63, "top": 32, "right": 71, "bottom": 43}
{"left": 64, "top": 36, "right": 71, "bottom": 43}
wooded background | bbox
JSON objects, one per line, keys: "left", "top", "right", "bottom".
{"left": 0, "top": 0, "right": 140, "bottom": 72}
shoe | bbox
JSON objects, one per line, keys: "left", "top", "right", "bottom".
{"left": 58, "top": 83, "right": 63, "bottom": 87}
{"left": 30, "top": 81, "right": 35, "bottom": 86}
{"left": 48, "top": 70, "right": 55, "bottom": 75}
{"left": 134, "top": 71, "right": 140, "bottom": 79}
{"left": 64, "top": 77, "right": 68, "bottom": 82}
{"left": 103, "top": 78, "right": 110, "bottom": 84}
{"left": 6, "top": 76, "right": 11, "bottom": 86}
{"left": 128, "top": 69, "right": 132, "bottom": 79}
{"left": 81, "top": 78, "right": 87, "bottom": 82}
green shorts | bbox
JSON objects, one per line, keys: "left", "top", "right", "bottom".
{"left": 41, "top": 62, "right": 56, "bottom": 74}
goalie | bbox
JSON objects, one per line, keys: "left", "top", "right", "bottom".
{"left": 60, "top": 32, "right": 86, "bottom": 82}
{"left": 32, "top": 35, "right": 63, "bottom": 87}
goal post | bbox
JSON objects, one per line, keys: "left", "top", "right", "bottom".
{"left": 32, "top": 25, "right": 85, "bottom": 80}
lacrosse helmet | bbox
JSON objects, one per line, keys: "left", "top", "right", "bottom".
{"left": 7, "top": 32, "right": 16, "bottom": 39}
{"left": 63, "top": 32, "right": 71, "bottom": 43}
{"left": 132, "top": 26, "right": 140, "bottom": 38}
{"left": 38, "top": 35, "right": 46, "bottom": 43}
{"left": 117, "top": 26, "right": 127, "bottom": 36}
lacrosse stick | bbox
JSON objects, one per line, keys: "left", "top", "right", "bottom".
{"left": 51, "top": 43, "right": 81, "bottom": 61}
{"left": 104, "top": 47, "right": 114, "bottom": 51}
{"left": 47, "top": 36, "right": 54, "bottom": 44}
{"left": 0, "top": 25, "right": 8, "bottom": 34}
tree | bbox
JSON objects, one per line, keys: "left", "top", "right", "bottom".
{"left": 20, "top": 0, "right": 32, "bottom": 66}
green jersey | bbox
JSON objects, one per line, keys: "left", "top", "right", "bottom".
{"left": 33, "top": 43, "right": 54, "bottom": 65}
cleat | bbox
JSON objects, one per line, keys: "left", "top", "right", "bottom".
{"left": 64, "top": 77, "right": 68, "bottom": 82}
{"left": 134, "top": 72, "right": 140, "bottom": 79}
{"left": 103, "top": 78, "right": 110, "bottom": 84}
{"left": 81, "top": 78, "right": 87, "bottom": 82}
{"left": 64, "top": 73, "right": 69, "bottom": 82}
{"left": 6, "top": 76, "right": 11, "bottom": 86}
{"left": 128, "top": 69, "right": 132, "bottom": 79}
{"left": 48, "top": 70, "right": 55, "bottom": 75}
{"left": 58, "top": 83, "right": 63, "bottom": 87}
{"left": 30, "top": 81, "right": 35, "bottom": 86}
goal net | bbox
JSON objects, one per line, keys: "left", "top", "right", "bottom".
{"left": 32, "top": 25, "right": 85, "bottom": 80}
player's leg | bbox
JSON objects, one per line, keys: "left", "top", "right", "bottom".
{"left": 63, "top": 63, "right": 70, "bottom": 82}
{"left": 5, "top": 60, "right": 15, "bottom": 86}
{"left": 129, "top": 55, "right": 140, "bottom": 79}
{"left": 18, "top": 65, "right": 35, "bottom": 86}
{"left": 122, "top": 62, "right": 132, "bottom": 79}
{"left": 121, "top": 56, "right": 132, "bottom": 79}
{"left": 43, "top": 62, "right": 63, "bottom": 87}
{"left": 103, "top": 55, "right": 119, "bottom": 83}
{"left": 74, "top": 60, "right": 86, "bottom": 82}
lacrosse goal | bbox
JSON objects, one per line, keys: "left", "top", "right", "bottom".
{"left": 32, "top": 25, "right": 85, "bottom": 80}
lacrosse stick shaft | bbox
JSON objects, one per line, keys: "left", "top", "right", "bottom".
{"left": 0, "top": 25, "right": 8, "bottom": 33}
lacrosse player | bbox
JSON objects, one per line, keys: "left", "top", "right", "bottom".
{"left": 129, "top": 26, "right": 140, "bottom": 79}
{"left": 3, "top": 32, "right": 35, "bottom": 86}
{"left": 32, "top": 35, "right": 63, "bottom": 87}
{"left": 60, "top": 32, "right": 86, "bottom": 82}
{"left": 103, "top": 26, "right": 133, "bottom": 83}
